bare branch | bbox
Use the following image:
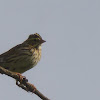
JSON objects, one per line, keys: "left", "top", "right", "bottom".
{"left": 0, "top": 66, "right": 50, "bottom": 100}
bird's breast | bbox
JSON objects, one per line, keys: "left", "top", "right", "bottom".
{"left": 30, "top": 46, "right": 42, "bottom": 67}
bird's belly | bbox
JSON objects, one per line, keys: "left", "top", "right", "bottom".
{"left": 13, "top": 54, "right": 41, "bottom": 73}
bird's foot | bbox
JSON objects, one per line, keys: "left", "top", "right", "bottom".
{"left": 15, "top": 73, "right": 28, "bottom": 83}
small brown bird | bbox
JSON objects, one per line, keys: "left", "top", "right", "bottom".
{"left": 0, "top": 33, "right": 46, "bottom": 73}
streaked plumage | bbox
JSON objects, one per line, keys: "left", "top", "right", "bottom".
{"left": 0, "top": 33, "right": 45, "bottom": 73}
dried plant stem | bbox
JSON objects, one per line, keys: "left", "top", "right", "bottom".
{"left": 0, "top": 66, "right": 49, "bottom": 100}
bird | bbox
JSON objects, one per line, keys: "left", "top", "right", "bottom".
{"left": 0, "top": 33, "right": 46, "bottom": 74}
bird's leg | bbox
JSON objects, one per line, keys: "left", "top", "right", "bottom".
{"left": 15, "top": 72, "right": 28, "bottom": 83}
{"left": 15, "top": 72, "right": 36, "bottom": 92}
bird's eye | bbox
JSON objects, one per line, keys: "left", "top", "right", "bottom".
{"left": 34, "top": 39, "right": 37, "bottom": 42}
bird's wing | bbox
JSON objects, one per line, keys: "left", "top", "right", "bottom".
{"left": 0, "top": 44, "right": 22, "bottom": 63}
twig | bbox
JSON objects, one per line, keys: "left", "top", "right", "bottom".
{"left": 0, "top": 66, "right": 50, "bottom": 100}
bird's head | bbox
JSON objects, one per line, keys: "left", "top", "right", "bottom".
{"left": 25, "top": 33, "right": 46, "bottom": 47}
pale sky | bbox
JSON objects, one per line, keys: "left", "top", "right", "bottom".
{"left": 0, "top": 0, "right": 100, "bottom": 100}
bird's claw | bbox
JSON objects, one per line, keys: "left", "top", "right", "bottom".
{"left": 16, "top": 73, "right": 28, "bottom": 83}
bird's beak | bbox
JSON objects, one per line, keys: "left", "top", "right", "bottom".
{"left": 40, "top": 39, "right": 46, "bottom": 44}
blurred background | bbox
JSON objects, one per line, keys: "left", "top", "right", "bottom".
{"left": 0, "top": 0, "right": 100, "bottom": 100}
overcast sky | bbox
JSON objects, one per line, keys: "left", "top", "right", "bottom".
{"left": 0, "top": 0, "right": 100, "bottom": 100}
